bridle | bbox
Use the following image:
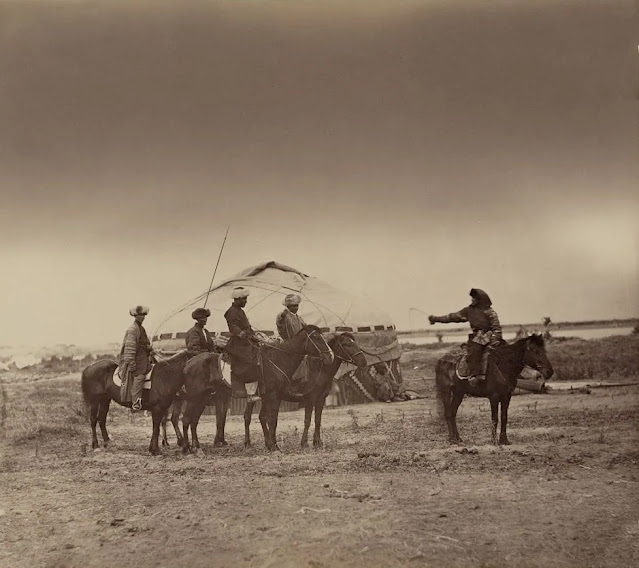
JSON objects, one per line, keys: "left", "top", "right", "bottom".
{"left": 303, "top": 329, "right": 334, "bottom": 361}
{"left": 332, "top": 336, "right": 364, "bottom": 365}
{"left": 265, "top": 328, "right": 333, "bottom": 384}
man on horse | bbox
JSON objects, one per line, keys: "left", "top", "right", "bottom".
{"left": 428, "top": 288, "right": 503, "bottom": 388}
{"left": 185, "top": 307, "right": 216, "bottom": 359}
{"left": 118, "top": 305, "right": 155, "bottom": 411}
{"left": 276, "top": 293, "right": 309, "bottom": 382}
{"left": 224, "top": 286, "right": 261, "bottom": 401}
{"left": 276, "top": 294, "right": 306, "bottom": 340}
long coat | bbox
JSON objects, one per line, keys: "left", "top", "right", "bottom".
{"left": 118, "top": 321, "right": 152, "bottom": 401}
{"left": 223, "top": 304, "right": 258, "bottom": 376}
{"left": 185, "top": 324, "right": 215, "bottom": 358}
{"left": 276, "top": 309, "right": 306, "bottom": 340}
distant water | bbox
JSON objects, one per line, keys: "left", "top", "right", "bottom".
{"left": 399, "top": 327, "right": 636, "bottom": 346}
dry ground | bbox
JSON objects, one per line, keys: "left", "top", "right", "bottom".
{"left": 1, "top": 369, "right": 638, "bottom": 567}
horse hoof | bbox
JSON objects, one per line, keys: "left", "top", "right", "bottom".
{"left": 500, "top": 437, "right": 511, "bottom": 446}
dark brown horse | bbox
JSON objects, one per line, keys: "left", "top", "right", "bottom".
{"left": 179, "top": 352, "right": 231, "bottom": 454}
{"left": 243, "top": 332, "right": 368, "bottom": 448}
{"left": 173, "top": 325, "right": 332, "bottom": 452}
{"left": 435, "top": 334, "right": 553, "bottom": 445}
{"left": 80, "top": 352, "right": 189, "bottom": 455}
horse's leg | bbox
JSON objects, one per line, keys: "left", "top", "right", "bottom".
{"left": 149, "top": 408, "right": 162, "bottom": 456}
{"left": 244, "top": 400, "right": 255, "bottom": 448}
{"left": 214, "top": 391, "right": 230, "bottom": 447}
{"left": 490, "top": 396, "right": 500, "bottom": 445}
{"left": 190, "top": 399, "right": 207, "bottom": 451}
{"left": 258, "top": 397, "right": 272, "bottom": 450}
{"left": 313, "top": 396, "right": 327, "bottom": 449}
{"left": 97, "top": 396, "right": 112, "bottom": 447}
{"left": 161, "top": 409, "right": 169, "bottom": 447}
{"left": 442, "top": 387, "right": 464, "bottom": 444}
{"left": 300, "top": 398, "right": 313, "bottom": 449}
{"left": 172, "top": 401, "right": 184, "bottom": 447}
{"left": 181, "top": 401, "right": 193, "bottom": 454}
{"left": 268, "top": 396, "right": 283, "bottom": 452}
{"left": 89, "top": 400, "right": 100, "bottom": 449}
{"left": 499, "top": 395, "right": 511, "bottom": 445}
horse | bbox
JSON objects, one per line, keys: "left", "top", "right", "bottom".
{"left": 80, "top": 351, "right": 189, "bottom": 455}
{"left": 243, "top": 332, "right": 369, "bottom": 449}
{"left": 178, "top": 352, "right": 231, "bottom": 454}
{"left": 435, "top": 334, "right": 554, "bottom": 445}
{"left": 179, "top": 325, "right": 332, "bottom": 452}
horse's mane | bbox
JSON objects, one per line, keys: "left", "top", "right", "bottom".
{"left": 157, "top": 350, "right": 189, "bottom": 366}
{"left": 300, "top": 324, "right": 322, "bottom": 335}
{"left": 493, "top": 333, "right": 545, "bottom": 358}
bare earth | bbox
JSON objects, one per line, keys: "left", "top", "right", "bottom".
{"left": 1, "top": 378, "right": 638, "bottom": 568}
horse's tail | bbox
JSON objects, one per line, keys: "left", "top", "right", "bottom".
{"left": 434, "top": 358, "right": 454, "bottom": 421}
{"left": 81, "top": 359, "right": 118, "bottom": 404}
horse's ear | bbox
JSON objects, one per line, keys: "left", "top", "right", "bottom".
{"left": 529, "top": 333, "right": 544, "bottom": 346}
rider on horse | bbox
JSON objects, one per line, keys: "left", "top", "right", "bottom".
{"left": 185, "top": 307, "right": 217, "bottom": 359}
{"left": 223, "top": 286, "right": 261, "bottom": 401}
{"left": 118, "top": 305, "right": 155, "bottom": 411}
{"left": 428, "top": 288, "right": 503, "bottom": 388}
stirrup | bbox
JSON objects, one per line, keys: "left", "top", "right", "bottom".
{"left": 132, "top": 398, "right": 143, "bottom": 411}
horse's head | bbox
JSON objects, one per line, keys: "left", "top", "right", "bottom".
{"left": 330, "top": 333, "right": 368, "bottom": 367}
{"left": 522, "top": 334, "right": 554, "bottom": 379}
{"left": 301, "top": 325, "right": 334, "bottom": 364}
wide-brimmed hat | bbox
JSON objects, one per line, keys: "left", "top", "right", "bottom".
{"left": 192, "top": 307, "right": 211, "bottom": 320}
{"left": 129, "top": 305, "right": 150, "bottom": 317}
{"left": 231, "top": 287, "right": 250, "bottom": 299}
{"left": 283, "top": 293, "right": 302, "bottom": 307}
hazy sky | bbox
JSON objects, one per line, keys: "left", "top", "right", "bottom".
{"left": 1, "top": 0, "right": 637, "bottom": 346}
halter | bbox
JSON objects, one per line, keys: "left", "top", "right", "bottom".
{"left": 303, "top": 329, "right": 334, "bottom": 361}
{"left": 332, "top": 337, "right": 364, "bottom": 365}
{"left": 265, "top": 328, "right": 333, "bottom": 384}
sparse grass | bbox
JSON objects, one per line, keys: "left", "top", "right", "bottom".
{"left": 2, "top": 375, "right": 87, "bottom": 448}
{"left": 545, "top": 335, "right": 639, "bottom": 381}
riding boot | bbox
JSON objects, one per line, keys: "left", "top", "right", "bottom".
{"left": 131, "top": 374, "right": 146, "bottom": 412}
{"left": 468, "top": 374, "right": 485, "bottom": 388}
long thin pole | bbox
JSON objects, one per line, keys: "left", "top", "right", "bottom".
{"left": 203, "top": 226, "right": 230, "bottom": 308}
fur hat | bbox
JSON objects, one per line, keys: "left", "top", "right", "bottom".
{"left": 192, "top": 307, "right": 211, "bottom": 320}
{"left": 129, "top": 305, "right": 150, "bottom": 317}
{"left": 283, "top": 293, "right": 302, "bottom": 307}
{"left": 231, "top": 286, "right": 250, "bottom": 299}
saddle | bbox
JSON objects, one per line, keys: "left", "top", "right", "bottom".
{"left": 220, "top": 351, "right": 260, "bottom": 400}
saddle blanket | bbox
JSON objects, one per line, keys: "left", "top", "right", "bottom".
{"left": 114, "top": 366, "right": 154, "bottom": 389}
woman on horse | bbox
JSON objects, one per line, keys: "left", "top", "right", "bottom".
{"left": 428, "top": 288, "right": 503, "bottom": 387}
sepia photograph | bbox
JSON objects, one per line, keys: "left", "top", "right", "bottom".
{"left": 1, "top": 1, "right": 637, "bottom": 567}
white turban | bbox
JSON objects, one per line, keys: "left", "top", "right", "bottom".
{"left": 129, "top": 305, "right": 150, "bottom": 316}
{"left": 231, "top": 286, "right": 250, "bottom": 299}
{"left": 283, "top": 293, "right": 302, "bottom": 306}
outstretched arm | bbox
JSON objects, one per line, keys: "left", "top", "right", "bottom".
{"left": 429, "top": 307, "right": 468, "bottom": 325}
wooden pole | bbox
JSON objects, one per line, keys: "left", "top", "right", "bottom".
{"left": 203, "top": 226, "right": 230, "bottom": 309}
